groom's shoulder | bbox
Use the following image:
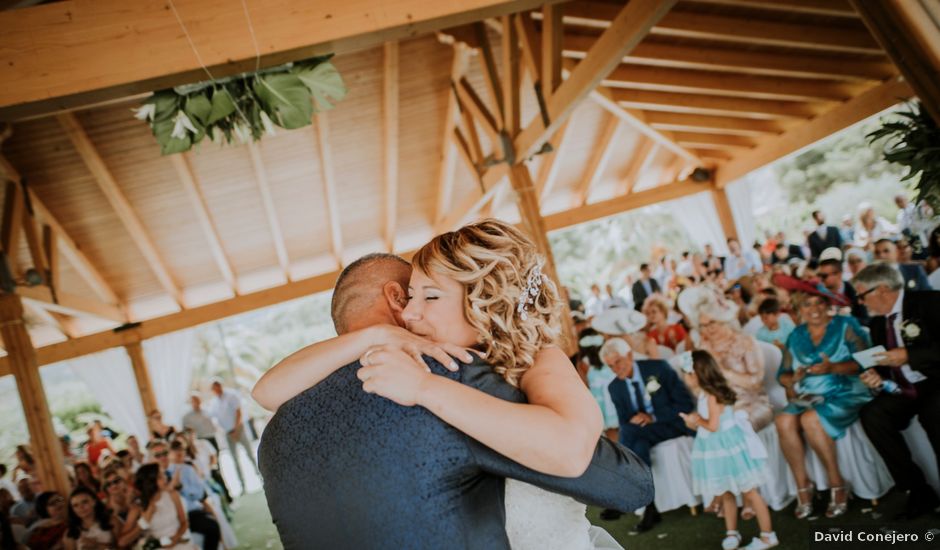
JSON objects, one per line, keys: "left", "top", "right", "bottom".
{"left": 452, "top": 355, "right": 526, "bottom": 404}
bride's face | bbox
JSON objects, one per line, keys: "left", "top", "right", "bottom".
{"left": 403, "top": 268, "right": 478, "bottom": 347}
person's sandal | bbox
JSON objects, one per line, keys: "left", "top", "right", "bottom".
{"left": 744, "top": 532, "right": 779, "bottom": 550}
{"left": 741, "top": 506, "right": 756, "bottom": 520}
{"left": 795, "top": 484, "right": 815, "bottom": 519}
{"left": 826, "top": 485, "right": 848, "bottom": 518}
{"left": 704, "top": 496, "right": 722, "bottom": 514}
{"left": 722, "top": 530, "right": 742, "bottom": 550}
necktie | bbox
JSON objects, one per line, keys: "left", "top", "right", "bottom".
{"left": 631, "top": 380, "right": 647, "bottom": 416}
{"left": 882, "top": 313, "right": 916, "bottom": 399}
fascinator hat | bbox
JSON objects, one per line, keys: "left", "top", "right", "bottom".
{"left": 591, "top": 307, "right": 647, "bottom": 336}
{"left": 770, "top": 273, "right": 850, "bottom": 307}
{"left": 677, "top": 285, "right": 738, "bottom": 329}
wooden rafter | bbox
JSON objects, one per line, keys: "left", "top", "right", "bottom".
{"left": 57, "top": 113, "right": 183, "bottom": 308}
{"left": 384, "top": 41, "right": 400, "bottom": 253}
{"left": 455, "top": 78, "right": 501, "bottom": 143}
{"left": 617, "top": 139, "right": 658, "bottom": 196}
{"left": 42, "top": 225, "right": 59, "bottom": 297}
{"left": 0, "top": 156, "right": 121, "bottom": 308}
{"left": 501, "top": 15, "right": 521, "bottom": 137}
{"left": 516, "top": 12, "right": 541, "bottom": 82}
{"left": 170, "top": 154, "right": 237, "bottom": 293}
{"left": 535, "top": 119, "right": 571, "bottom": 200}
{"left": 434, "top": 46, "right": 471, "bottom": 226}
{"left": 16, "top": 285, "right": 124, "bottom": 322}
{"left": 1, "top": 181, "right": 24, "bottom": 273}
{"left": 247, "top": 142, "right": 291, "bottom": 280}
{"left": 643, "top": 112, "right": 788, "bottom": 137}
{"left": 541, "top": 3, "right": 564, "bottom": 102}
{"left": 609, "top": 89, "right": 827, "bottom": 120}
{"left": 25, "top": 301, "right": 79, "bottom": 340}
{"left": 511, "top": 0, "right": 678, "bottom": 162}
{"left": 572, "top": 115, "right": 620, "bottom": 207}
{"left": 474, "top": 22, "right": 505, "bottom": 121}
{"left": 559, "top": 35, "right": 895, "bottom": 82}
{"left": 314, "top": 114, "right": 344, "bottom": 266}
{"left": 671, "top": 132, "right": 757, "bottom": 151}
{"left": 710, "top": 186, "right": 738, "bottom": 240}
{"left": 684, "top": 0, "right": 860, "bottom": 18}
{"left": 0, "top": 0, "right": 558, "bottom": 120}
{"left": 716, "top": 76, "right": 913, "bottom": 187}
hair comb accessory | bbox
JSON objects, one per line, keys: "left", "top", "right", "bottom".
{"left": 516, "top": 261, "right": 548, "bottom": 321}
{"left": 676, "top": 351, "right": 694, "bottom": 374}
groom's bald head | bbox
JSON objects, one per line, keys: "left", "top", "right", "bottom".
{"left": 331, "top": 253, "right": 412, "bottom": 334}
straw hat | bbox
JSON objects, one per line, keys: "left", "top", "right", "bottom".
{"left": 591, "top": 307, "right": 648, "bottom": 335}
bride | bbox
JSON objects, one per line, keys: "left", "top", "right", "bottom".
{"left": 253, "top": 219, "right": 623, "bottom": 550}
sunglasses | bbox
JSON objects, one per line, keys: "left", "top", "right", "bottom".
{"left": 857, "top": 286, "right": 880, "bottom": 301}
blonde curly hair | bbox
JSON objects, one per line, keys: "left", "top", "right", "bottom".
{"left": 412, "top": 219, "right": 563, "bottom": 387}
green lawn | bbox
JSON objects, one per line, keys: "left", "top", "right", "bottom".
{"left": 233, "top": 487, "right": 939, "bottom": 549}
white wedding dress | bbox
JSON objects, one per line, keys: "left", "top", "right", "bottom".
{"left": 504, "top": 480, "right": 624, "bottom": 550}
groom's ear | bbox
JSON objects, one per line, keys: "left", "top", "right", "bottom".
{"left": 383, "top": 281, "right": 408, "bottom": 313}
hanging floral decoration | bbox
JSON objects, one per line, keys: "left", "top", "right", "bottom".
{"left": 133, "top": 55, "right": 347, "bottom": 155}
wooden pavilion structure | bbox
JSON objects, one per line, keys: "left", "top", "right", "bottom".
{"left": 1, "top": 0, "right": 938, "bottom": 495}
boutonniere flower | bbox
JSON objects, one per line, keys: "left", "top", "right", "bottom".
{"left": 902, "top": 320, "right": 922, "bottom": 340}
{"left": 907, "top": 279, "right": 917, "bottom": 289}
{"left": 646, "top": 376, "right": 661, "bottom": 395}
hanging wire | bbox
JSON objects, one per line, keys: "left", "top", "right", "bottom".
{"left": 239, "top": 0, "right": 263, "bottom": 73}
{"left": 166, "top": 0, "right": 216, "bottom": 82}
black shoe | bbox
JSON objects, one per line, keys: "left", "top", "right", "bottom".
{"left": 895, "top": 489, "right": 940, "bottom": 521}
{"left": 599, "top": 508, "right": 623, "bottom": 521}
{"left": 633, "top": 504, "right": 662, "bottom": 533}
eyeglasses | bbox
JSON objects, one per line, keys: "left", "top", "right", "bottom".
{"left": 153, "top": 450, "right": 169, "bottom": 458}
{"left": 104, "top": 478, "right": 123, "bottom": 489}
{"left": 857, "top": 286, "right": 880, "bottom": 302}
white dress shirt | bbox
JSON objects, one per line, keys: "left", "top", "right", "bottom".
{"left": 213, "top": 388, "right": 244, "bottom": 432}
{"left": 889, "top": 289, "right": 927, "bottom": 384}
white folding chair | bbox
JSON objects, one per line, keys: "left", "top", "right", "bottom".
{"left": 649, "top": 436, "right": 701, "bottom": 513}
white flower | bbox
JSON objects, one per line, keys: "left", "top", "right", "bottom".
{"left": 132, "top": 103, "right": 156, "bottom": 121}
{"left": 902, "top": 321, "right": 921, "bottom": 340}
{"left": 908, "top": 279, "right": 917, "bottom": 289}
{"left": 646, "top": 377, "right": 661, "bottom": 394}
{"left": 260, "top": 110, "right": 277, "bottom": 136}
{"left": 170, "top": 111, "right": 199, "bottom": 139}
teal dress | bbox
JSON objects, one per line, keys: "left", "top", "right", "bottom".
{"left": 777, "top": 315, "right": 873, "bottom": 440}
{"left": 691, "top": 395, "right": 768, "bottom": 499}
{"left": 587, "top": 364, "right": 619, "bottom": 429}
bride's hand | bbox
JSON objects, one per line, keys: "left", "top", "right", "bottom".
{"left": 369, "top": 325, "right": 473, "bottom": 370}
{"left": 356, "top": 348, "right": 434, "bottom": 406}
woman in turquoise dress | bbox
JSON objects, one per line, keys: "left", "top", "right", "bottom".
{"left": 775, "top": 292, "right": 872, "bottom": 520}
{"left": 578, "top": 330, "right": 620, "bottom": 442}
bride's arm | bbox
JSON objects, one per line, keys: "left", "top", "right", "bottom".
{"left": 252, "top": 325, "right": 468, "bottom": 411}
{"left": 360, "top": 346, "right": 603, "bottom": 477}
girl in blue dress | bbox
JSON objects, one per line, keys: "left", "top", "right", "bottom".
{"left": 681, "top": 350, "right": 777, "bottom": 550}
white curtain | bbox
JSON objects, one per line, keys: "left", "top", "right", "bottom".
{"left": 67, "top": 348, "right": 149, "bottom": 440}
{"left": 665, "top": 191, "right": 729, "bottom": 255}
{"left": 143, "top": 329, "right": 197, "bottom": 428}
{"left": 725, "top": 178, "right": 757, "bottom": 247}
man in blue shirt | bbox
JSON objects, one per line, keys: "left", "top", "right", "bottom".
{"left": 150, "top": 439, "right": 220, "bottom": 550}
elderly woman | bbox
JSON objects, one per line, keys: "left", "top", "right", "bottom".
{"left": 678, "top": 287, "right": 773, "bottom": 432}
{"left": 775, "top": 288, "right": 872, "bottom": 520}
{"left": 642, "top": 295, "right": 687, "bottom": 351}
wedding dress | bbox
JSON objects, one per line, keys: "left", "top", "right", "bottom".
{"left": 504, "top": 480, "right": 624, "bottom": 550}
{"left": 144, "top": 492, "right": 198, "bottom": 550}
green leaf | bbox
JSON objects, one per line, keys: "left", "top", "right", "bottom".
{"left": 207, "top": 88, "right": 237, "bottom": 125}
{"left": 253, "top": 74, "right": 313, "bottom": 129}
{"left": 295, "top": 61, "right": 347, "bottom": 111}
{"left": 184, "top": 93, "right": 212, "bottom": 126}
{"left": 149, "top": 91, "right": 181, "bottom": 123}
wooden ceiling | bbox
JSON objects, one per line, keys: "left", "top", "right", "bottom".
{"left": 0, "top": 0, "right": 917, "bottom": 369}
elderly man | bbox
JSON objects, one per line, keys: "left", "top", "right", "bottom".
{"left": 601, "top": 337, "right": 694, "bottom": 531}
{"left": 211, "top": 379, "right": 258, "bottom": 495}
{"left": 873, "top": 238, "right": 932, "bottom": 291}
{"left": 854, "top": 263, "right": 940, "bottom": 520}
{"left": 257, "top": 253, "right": 653, "bottom": 549}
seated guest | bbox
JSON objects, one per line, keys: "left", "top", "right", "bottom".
{"left": 818, "top": 258, "right": 869, "bottom": 326}
{"left": 775, "top": 288, "right": 872, "bottom": 519}
{"left": 149, "top": 440, "right": 219, "bottom": 550}
{"left": 873, "top": 238, "right": 932, "bottom": 290}
{"left": 678, "top": 286, "right": 773, "bottom": 432}
{"left": 601, "top": 337, "right": 694, "bottom": 532}
{"left": 10, "top": 478, "right": 36, "bottom": 527}
{"left": 578, "top": 329, "right": 620, "bottom": 443}
{"left": 755, "top": 297, "right": 795, "bottom": 350}
{"left": 73, "top": 463, "right": 101, "bottom": 498}
{"left": 24, "top": 492, "right": 68, "bottom": 550}
{"left": 926, "top": 224, "right": 940, "bottom": 284}
{"left": 845, "top": 247, "right": 868, "bottom": 279}
{"left": 63, "top": 487, "right": 115, "bottom": 550}
{"left": 643, "top": 295, "right": 687, "bottom": 351}
{"left": 853, "top": 263, "right": 940, "bottom": 519}
{"left": 592, "top": 308, "right": 661, "bottom": 359}
{"left": 132, "top": 464, "right": 197, "bottom": 550}
{"left": 148, "top": 410, "right": 176, "bottom": 442}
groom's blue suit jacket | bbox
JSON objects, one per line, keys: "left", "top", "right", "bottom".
{"left": 258, "top": 355, "right": 653, "bottom": 549}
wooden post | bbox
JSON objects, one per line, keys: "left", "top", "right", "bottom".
{"left": 710, "top": 187, "right": 739, "bottom": 242}
{"left": 0, "top": 293, "right": 69, "bottom": 494}
{"left": 124, "top": 341, "right": 159, "bottom": 417}
{"left": 507, "top": 164, "right": 577, "bottom": 355}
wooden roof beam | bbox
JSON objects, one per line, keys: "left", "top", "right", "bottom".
{"left": 247, "top": 142, "right": 291, "bottom": 281}
{"left": 16, "top": 285, "right": 124, "bottom": 322}
{"left": 501, "top": 15, "right": 521, "bottom": 137}
{"left": 572, "top": 115, "right": 620, "bottom": 207}
{"left": 512, "top": 0, "right": 679, "bottom": 162}
{"left": 474, "top": 22, "right": 506, "bottom": 123}
{"left": 455, "top": 78, "right": 501, "bottom": 144}
{"left": 1, "top": 181, "right": 24, "bottom": 274}
{"left": 610, "top": 89, "right": 828, "bottom": 120}
{"left": 170, "top": 154, "right": 237, "bottom": 294}
{"left": 314, "top": 114, "right": 344, "bottom": 267}
{"left": 716, "top": 76, "right": 913, "bottom": 187}
{"left": 383, "top": 41, "right": 399, "bottom": 253}
{"left": 56, "top": 113, "right": 183, "bottom": 308}
{"left": 643, "top": 112, "right": 789, "bottom": 137}
{"left": 434, "top": 46, "right": 471, "bottom": 226}
{"left": 601, "top": 64, "right": 863, "bottom": 102}
{"left": 683, "top": 0, "right": 860, "bottom": 19}
{"left": 617, "top": 139, "right": 659, "bottom": 196}
{"left": 535, "top": 119, "right": 571, "bottom": 200}
{"left": 671, "top": 132, "right": 758, "bottom": 150}
{"left": 541, "top": 3, "right": 564, "bottom": 102}
{"left": 0, "top": 0, "right": 561, "bottom": 120}
{"left": 559, "top": 34, "right": 896, "bottom": 82}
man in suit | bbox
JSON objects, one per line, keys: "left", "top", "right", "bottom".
{"left": 807, "top": 210, "right": 843, "bottom": 260}
{"left": 818, "top": 258, "right": 869, "bottom": 326}
{"left": 600, "top": 337, "right": 695, "bottom": 531}
{"left": 258, "top": 253, "right": 653, "bottom": 549}
{"left": 873, "top": 238, "right": 932, "bottom": 290}
{"left": 631, "top": 263, "right": 661, "bottom": 311}
{"left": 853, "top": 263, "right": 940, "bottom": 520}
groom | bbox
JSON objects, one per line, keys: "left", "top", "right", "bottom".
{"left": 258, "top": 253, "right": 653, "bottom": 549}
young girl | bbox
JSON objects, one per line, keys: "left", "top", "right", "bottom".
{"left": 680, "top": 350, "right": 777, "bottom": 550}
{"left": 63, "top": 487, "right": 116, "bottom": 550}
